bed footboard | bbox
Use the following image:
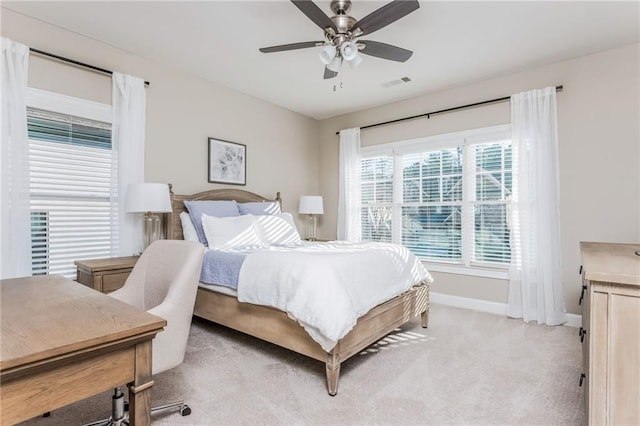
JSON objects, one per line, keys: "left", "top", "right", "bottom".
{"left": 195, "top": 282, "right": 429, "bottom": 395}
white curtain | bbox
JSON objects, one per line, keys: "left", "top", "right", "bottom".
{"left": 0, "top": 37, "right": 31, "bottom": 279}
{"left": 337, "top": 127, "right": 361, "bottom": 242}
{"left": 112, "top": 72, "right": 146, "bottom": 256}
{"left": 507, "top": 86, "right": 567, "bottom": 326}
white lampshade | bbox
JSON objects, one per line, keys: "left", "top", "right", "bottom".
{"left": 319, "top": 45, "right": 337, "bottom": 65}
{"left": 347, "top": 53, "right": 362, "bottom": 69}
{"left": 298, "top": 196, "right": 324, "bottom": 215}
{"left": 327, "top": 56, "right": 342, "bottom": 72}
{"left": 125, "top": 183, "right": 172, "bottom": 213}
{"left": 340, "top": 41, "right": 358, "bottom": 61}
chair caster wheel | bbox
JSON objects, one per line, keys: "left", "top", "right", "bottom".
{"left": 124, "top": 402, "right": 129, "bottom": 412}
{"left": 180, "top": 405, "right": 191, "bottom": 416}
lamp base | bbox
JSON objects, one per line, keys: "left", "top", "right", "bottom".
{"left": 143, "top": 212, "right": 161, "bottom": 250}
{"left": 306, "top": 214, "right": 318, "bottom": 241}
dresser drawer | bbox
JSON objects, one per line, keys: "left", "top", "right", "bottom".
{"left": 101, "top": 271, "right": 131, "bottom": 293}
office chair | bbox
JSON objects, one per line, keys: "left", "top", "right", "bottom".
{"left": 86, "top": 239, "right": 205, "bottom": 426}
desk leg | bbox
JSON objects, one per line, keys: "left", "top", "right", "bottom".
{"left": 128, "top": 340, "right": 154, "bottom": 426}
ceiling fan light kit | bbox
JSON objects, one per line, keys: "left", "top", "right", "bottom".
{"left": 319, "top": 44, "right": 337, "bottom": 64}
{"left": 340, "top": 41, "right": 359, "bottom": 61}
{"left": 347, "top": 53, "right": 363, "bottom": 69}
{"left": 327, "top": 56, "right": 343, "bottom": 73}
{"left": 259, "top": 0, "right": 420, "bottom": 79}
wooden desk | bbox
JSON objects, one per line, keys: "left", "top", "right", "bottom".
{"left": 0, "top": 275, "right": 166, "bottom": 425}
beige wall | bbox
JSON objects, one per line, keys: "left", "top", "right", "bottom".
{"left": 1, "top": 8, "right": 320, "bottom": 220}
{"left": 318, "top": 44, "right": 640, "bottom": 315}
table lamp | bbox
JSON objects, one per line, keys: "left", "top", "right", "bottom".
{"left": 125, "top": 183, "right": 172, "bottom": 249}
{"left": 298, "top": 195, "right": 324, "bottom": 241}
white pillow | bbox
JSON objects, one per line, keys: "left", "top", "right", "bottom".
{"left": 180, "top": 212, "right": 200, "bottom": 243}
{"left": 254, "top": 212, "right": 302, "bottom": 246}
{"left": 201, "top": 213, "right": 263, "bottom": 250}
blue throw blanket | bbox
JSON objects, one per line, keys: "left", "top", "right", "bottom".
{"left": 199, "top": 249, "right": 249, "bottom": 290}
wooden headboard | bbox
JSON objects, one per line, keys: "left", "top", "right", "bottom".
{"left": 165, "top": 184, "right": 282, "bottom": 240}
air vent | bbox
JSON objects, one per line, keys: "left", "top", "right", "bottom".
{"left": 382, "top": 76, "right": 412, "bottom": 88}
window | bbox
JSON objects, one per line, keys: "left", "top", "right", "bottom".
{"left": 400, "top": 147, "right": 464, "bottom": 261}
{"left": 472, "top": 141, "right": 512, "bottom": 264}
{"left": 361, "top": 156, "right": 393, "bottom": 242}
{"left": 360, "top": 125, "right": 512, "bottom": 273}
{"left": 27, "top": 89, "right": 115, "bottom": 279}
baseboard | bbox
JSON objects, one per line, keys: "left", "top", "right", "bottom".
{"left": 430, "top": 292, "right": 582, "bottom": 328}
{"left": 565, "top": 314, "right": 582, "bottom": 328}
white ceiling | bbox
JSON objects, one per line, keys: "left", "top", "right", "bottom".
{"left": 4, "top": 1, "right": 639, "bottom": 120}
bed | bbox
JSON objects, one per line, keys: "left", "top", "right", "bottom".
{"left": 165, "top": 186, "right": 431, "bottom": 395}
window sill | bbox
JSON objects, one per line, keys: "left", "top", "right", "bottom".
{"left": 422, "top": 261, "right": 509, "bottom": 280}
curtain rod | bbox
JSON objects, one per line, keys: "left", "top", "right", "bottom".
{"left": 29, "top": 48, "right": 150, "bottom": 87}
{"left": 335, "top": 85, "right": 563, "bottom": 135}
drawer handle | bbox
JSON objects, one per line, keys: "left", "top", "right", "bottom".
{"left": 579, "top": 327, "right": 583, "bottom": 337}
{"left": 578, "top": 265, "right": 582, "bottom": 275}
{"left": 579, "top": 285, "right": 587, "bottom": 305}
{"left": 579, "top": 373, "right": 586, "bottom": 387}
{"left": 581, "top": 329, "right": 587, "bottom": 343}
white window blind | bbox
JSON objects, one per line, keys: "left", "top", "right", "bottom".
{"left": 359, "top": 125, "right": 512, "bottom": 270}
{"left": 361, "top": 155, "right": 393, "bottom": 242}
{"left": 401, "top": 147, "right": 463, "bottom": 261}
{"left": 28, "top": 108, "right": 116, "bottom": 278}
{"left": 471, "top": 140, "right": 512, "bottom": 264}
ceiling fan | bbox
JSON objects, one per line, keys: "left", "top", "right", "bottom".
{"left": 259, "top": 0, "right": 420, "bottom": 79}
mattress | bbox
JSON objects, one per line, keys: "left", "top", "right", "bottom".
{"left": 198, "top": 281, "right": 238, "bottom": 297}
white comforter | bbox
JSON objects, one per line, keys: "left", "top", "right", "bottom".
{"left": 237, "top": 241, "right": 433, "bottom": 352}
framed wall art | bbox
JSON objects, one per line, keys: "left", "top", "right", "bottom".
{"left": 208, "top": 137, "right": 246, "bottom": 185}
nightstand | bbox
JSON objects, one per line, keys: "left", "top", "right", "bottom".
{"left": 75, "top": 256, "right": 139, "bottom": 293}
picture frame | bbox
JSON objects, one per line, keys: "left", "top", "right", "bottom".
{"left": 208, "top": 137, "right": 246, "bottom": 185}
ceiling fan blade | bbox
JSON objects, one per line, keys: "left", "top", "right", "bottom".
{"left": 352, "top": 0, "right": 419, "bottom": 36}
{"left": 359, "top": 40, "right": 413, "bottom": 62}
{"left": 291, "top": 0, "right": 337, "bottom": 32}
{"left": 259, "top": 41, "right": 324, "bottom": 53}
{"left": 323, "top": 67, "right": 338, "bottom": 79}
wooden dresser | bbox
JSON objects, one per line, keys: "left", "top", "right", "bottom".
{"left": 579, "top": 241, "right": 640, "bottom": 425}
{"left": 75, "top": 256, "right": 138, "bottom": 293}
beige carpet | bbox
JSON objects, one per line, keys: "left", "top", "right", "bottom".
{"left": 19, "top": 304, "right": 585, "bottom": 425}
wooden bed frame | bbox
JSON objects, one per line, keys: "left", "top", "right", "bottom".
{"left": 165, "top": 186, "right": 430, "bottom": 396}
